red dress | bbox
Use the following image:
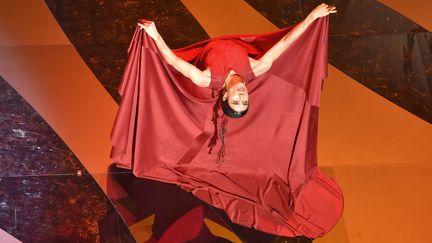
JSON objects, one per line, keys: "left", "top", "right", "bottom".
{"left": 200, "top": 39, "right": 256, "bottom": 89}
{"left": 110, "top": 16, "right": 344, "bottom": 238}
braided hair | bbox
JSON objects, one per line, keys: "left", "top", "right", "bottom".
{"left": 207, "top": 77, "right": 249, "bottom": 163}
{"left": 207, "top": 88, "right": 227, "bottom": 162}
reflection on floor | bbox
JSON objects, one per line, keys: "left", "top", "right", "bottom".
{"left": 1, "top": 0, "right": 432, "bottom": 242}
{"left": 0, "top": 77, "right": 134, "bottom": 242}
{"left": 0, "top": 76, "right": 310, "bottom": 242}
{"left": 107, "top": 165, "right": 313, "bottom": 243}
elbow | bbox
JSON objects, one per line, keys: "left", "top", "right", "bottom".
{"left": 190, "top": 71, "right": 210, "bottom": 88}
{"left": 263, "top": 60, "right": 272, "bottom": 73}
{"left": 167, "top": 56, "right": 178, "bottom": 66}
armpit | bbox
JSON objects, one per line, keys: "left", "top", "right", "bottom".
{"left": 248, "top": 57, "right": 269, "bottom": 77}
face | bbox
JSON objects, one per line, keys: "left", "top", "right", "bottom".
{"left": 223, "top": 80, "right": 249, "bottom": 112}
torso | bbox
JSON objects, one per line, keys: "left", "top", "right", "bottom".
{"left": 201, "top": 39, "right": 256, "bottom": 90}
{"left": 202, "top": 67, "right": 238, "bottom": 88}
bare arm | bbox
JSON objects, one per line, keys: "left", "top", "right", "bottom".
{"left": 138, "top": 21, "right": 211, "bottom": 87}
{"left": 250, "top": 3, "right": 337, "bottom": 77}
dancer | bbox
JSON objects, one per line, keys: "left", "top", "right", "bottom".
{"left": 138, "top": 3, "right": 336, "bottom": 118}
{"left": 110, "top": 3, "right": 343, "bottom": 239}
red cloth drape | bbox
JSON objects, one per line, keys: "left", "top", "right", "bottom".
{"left": 109, "top": 16, "right": 344, "bottom": 238}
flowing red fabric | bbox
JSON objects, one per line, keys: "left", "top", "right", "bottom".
{"left": 110, "top": 16, "right": 344, "bottom": 238}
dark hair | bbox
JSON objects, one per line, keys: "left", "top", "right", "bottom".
{"left": 221, "top": 98, "right": 248, "bottom": 118}
{"left": 207, "top": 86, "right": 248, "bottom": 162}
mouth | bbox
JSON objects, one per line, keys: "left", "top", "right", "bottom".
{"left": 237, "top": 87, "right": 246, "bottom": 92}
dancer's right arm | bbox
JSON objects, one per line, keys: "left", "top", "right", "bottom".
{"left": 138, "top": 21, "right": 211, "bottom": 88}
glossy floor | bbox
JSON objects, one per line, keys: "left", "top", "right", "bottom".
{"left": 0, "top": 0, "right": 431, "bottom": 242}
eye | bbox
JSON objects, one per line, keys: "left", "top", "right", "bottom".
{"left": 231, "top": 100, "right": 239, "bottom": 105}
{"left": 242, "top": 101, "right": 248, "bottom": 105}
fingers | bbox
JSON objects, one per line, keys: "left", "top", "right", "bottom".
{"left": 138, "top": 20, "right": 154, "bottom": 26}
{"left": 137, "top": 21, "right": 156, "bottom": 30}
{"left": 320, "top": 3, "right": 336, "bottom": 9}
{"left": 328, "top": 6, "right": 337, "bottom": 13}
{"left": 142, "top": 20, "right": 155, "bottom": 25}
{"left": 322, "top": 3, "right": 337, "bottom": 14}
{"left": 138, "top": 23, "right": 150, "bottom": 30}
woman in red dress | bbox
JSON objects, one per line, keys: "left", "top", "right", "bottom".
{"left": 110, "top": 3, "right": 343, "bottom": 239}
{"left": 138, "top": 3, "right": 336, "bottom": 119}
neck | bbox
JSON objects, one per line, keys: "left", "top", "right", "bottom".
{"left": 225, "top": 74, "right": 243, "bottom": 90}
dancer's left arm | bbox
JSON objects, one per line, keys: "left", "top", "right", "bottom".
{"left": 249, "top": 3, "right": 336, "bottom": 77}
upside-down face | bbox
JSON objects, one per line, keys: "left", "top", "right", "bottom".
{"left": 223, "top": 74, "right": 249, "bottom": 112}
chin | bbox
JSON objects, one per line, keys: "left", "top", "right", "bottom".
{"left": 229, "top": 82, "right": 247, "bottom": 92}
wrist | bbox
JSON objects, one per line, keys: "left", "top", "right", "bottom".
{"left": 306, "top": 13, "right": 317, "bottom": 23}
{"left": 154, "top": 34, "right": 162, "bottom": 42}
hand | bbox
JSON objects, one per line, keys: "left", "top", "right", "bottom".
{"left": 309, "top": 3, "right": 337, "bottom": 20}
{"left": 138, "top": 20, "right": 161, "bottom": 40}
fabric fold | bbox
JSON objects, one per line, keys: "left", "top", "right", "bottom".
{"left": 109, "top": 15, "right": 344, "bottom": 238}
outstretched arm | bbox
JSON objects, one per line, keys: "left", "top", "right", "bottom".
{"left": 138, "top": 21, "right": 211, "bottom": 87}
{"left": 250, "top": 3, "right": 337, "bottom": 77}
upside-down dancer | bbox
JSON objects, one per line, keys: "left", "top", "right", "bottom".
{"left": 110, "top": 3, "right": 344, "bottom": 239}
